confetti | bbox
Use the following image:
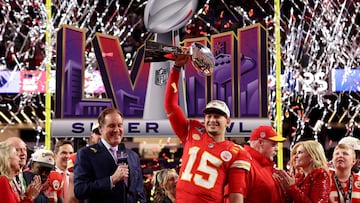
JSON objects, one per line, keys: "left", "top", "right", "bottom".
{"left": 0, "top": 0, "right": 359, "bottom": 148}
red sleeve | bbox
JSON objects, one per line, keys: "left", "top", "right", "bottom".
{"left": 0, "top": 176, "right": 20, "bottom": 203}
{"left": 223, "top": 185, "right": 230, "bottom": 203}
{"left": 287, "top": 168, "right": 330, "bottom": 203}
{"left": 164, "top": 68, "right": 189, "bottom": 143}
{"left": 227, "top": 169, "right": 249, "bottom": 195}
{"left": 227, "top": 148, "right": 251, "bottom": 195}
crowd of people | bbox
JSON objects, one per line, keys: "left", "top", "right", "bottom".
{"left": 1, "top": 54, "right": 360, "bottom": 202}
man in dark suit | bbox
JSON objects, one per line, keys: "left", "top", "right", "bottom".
{"left": 74, "top": 108, "right": 146, "bottom": 203}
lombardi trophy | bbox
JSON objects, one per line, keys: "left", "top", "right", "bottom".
{"left": 142, "top": 0, "right": 199, "bottom": 119}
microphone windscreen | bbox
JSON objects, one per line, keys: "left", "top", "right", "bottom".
{"left": 118, "top": 143, "right": 126, "bottom": 151}
{"left": 117, "top": 143, "right": 128, "bottom": 165}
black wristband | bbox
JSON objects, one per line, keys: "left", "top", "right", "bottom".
{"left": 173, "top": 64, "right": 183, "bottom": 70}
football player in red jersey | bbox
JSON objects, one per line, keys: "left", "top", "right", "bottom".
{"left": 164, "top": 54, "right": 251, "bottom": 203}
{"left": 329, "top": 143, "right": 360, "bottom": 203}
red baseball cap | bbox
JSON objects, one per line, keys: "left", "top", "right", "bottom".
{"left": 249, "top": 125, "right": 286, "bottom": 142}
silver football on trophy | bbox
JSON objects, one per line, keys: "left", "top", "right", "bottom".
{"left": 190, "top": 42, "right": 215, "bottom": 76}
{"left": 144, "top": 41, "right": 215, "bottom": 76}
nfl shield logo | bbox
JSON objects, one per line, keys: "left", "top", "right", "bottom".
{"left": 155, "top": 67, "right": 169, "bottom": 86}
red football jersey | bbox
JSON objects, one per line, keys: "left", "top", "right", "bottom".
{"left": 174, "top": 120, "right": 251, "bottom": 202}
{"left": 165, "top": 68, "right": 251, "bottom": 202}
{"left": 329, "top": 170, "right": 360, "bottom": 203}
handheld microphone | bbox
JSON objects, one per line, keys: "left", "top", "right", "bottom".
{"left": 117, "top": 143, "right": 129, "bottom": 187}
{"left": 117, "top": 143, "right": 128, "bottom": 165}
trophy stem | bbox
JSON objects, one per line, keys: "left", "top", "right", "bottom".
{"left": 143, "top": 33, "right": 188, "bottom": 119}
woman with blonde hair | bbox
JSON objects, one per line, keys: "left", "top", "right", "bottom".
{"left": 0, "top": 141, "right": 41, "bottom": 203}
{"left": 151, "top": 169, "right": 178, "bottom": 203}
{"left": 275, "top": 140, "right": 331, "bottom": 203}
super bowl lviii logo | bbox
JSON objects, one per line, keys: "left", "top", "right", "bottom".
{"left": 53, "top": 24, "right": 268, "bottom": 137}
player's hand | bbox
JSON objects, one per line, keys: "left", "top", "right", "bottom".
{"left": 174, "top": 54, "right": 190, "bottom": 67}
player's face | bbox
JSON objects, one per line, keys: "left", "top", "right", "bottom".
{"left": 99, "top": 112, "right": 124, "bottom": 147}
{"left": 332, "top": 148, "right": 356, "bottom": 170}
{"left": 204, "top": 113, "right": 229, "bottom": 136}
{"left": 32, "top": 163, "right": 52, "bottom": 183}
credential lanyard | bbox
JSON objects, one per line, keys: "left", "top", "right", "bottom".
{"left": 334, "top": 173, "right": 353, "bottom": 203}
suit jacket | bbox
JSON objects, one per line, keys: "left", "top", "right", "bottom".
{"left": 123, "top": 147, "right": 146, "bottom": 203}
{"left": 74, "top": 141, "right": 146, "bottom": 203}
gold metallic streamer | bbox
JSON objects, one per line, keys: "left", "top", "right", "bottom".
{"left": 45, "top": 0, "right": 52, "bottom": 149}
{"left": 275, "top": 0, "right": 284, "bottom": 169}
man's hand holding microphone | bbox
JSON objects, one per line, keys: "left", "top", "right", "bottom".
{"left": 111, "top": 143, "right": 129, "bottom": 185}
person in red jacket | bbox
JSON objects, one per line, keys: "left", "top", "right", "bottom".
{"left": 243, "top": 125, "right": 287, "bottom": 203}
{"left": 275, "top": 140, "right": 331, "bottom": 203}
{"left": 0, "top": 141, "right": 41, "bottom": 203}
{"left": 164, "top": 54, "right": 251, "bottom": 203}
